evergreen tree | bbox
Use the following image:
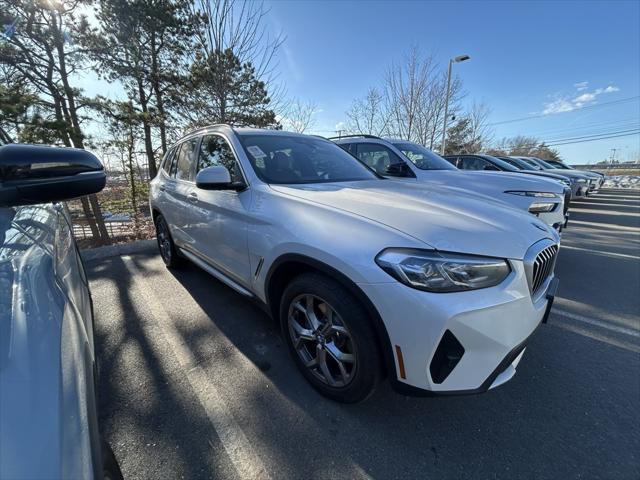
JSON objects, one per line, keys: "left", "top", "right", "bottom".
{"left": 185, "top": 48, "right": 277, "bottom": 127}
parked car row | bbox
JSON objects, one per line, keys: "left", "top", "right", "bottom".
{"left": 333, "top": 136, "right": 571, "bottom": 231}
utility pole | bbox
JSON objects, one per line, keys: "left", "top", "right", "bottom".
{"left": 610, "top": 148, "right": 618, "bottom": 164}
{"left": 440, "top": 54, "right": 470, "bottom": 155}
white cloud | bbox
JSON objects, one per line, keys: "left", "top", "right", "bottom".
{"left": 543, "top": 99, "right": 576, "bottom": 114}
{"left": 542, "top": 83, "right": 620, "bottom": 115}
{"left": 573, "top": 92, "right": 596, "bottom": 106}
{"left": 335, "top": 121, "right": 346, "bottom": 131}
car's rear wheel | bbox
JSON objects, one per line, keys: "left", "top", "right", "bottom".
{"left": 155, "top": 214, "right": 184, "bottom": 268}
{"left": 280, "top": 273, "right": 381, "bottom": 403}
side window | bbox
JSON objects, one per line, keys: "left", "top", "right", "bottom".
{"left": 175, "top": 138, "right": 199, "bottom": 181}
{"left": 460, "top": 156, "right": 489, "bottom": 170}
{"left": 338, "top": 143, "right": 355, "bottom": 155}
{"left": 161, "top": 148, "right": 176, "bottom": 174}
{"left": 198, "top": 135, "right": 243, "bottom": 183}
{"left": 355, "top": 143, "right": 409, "bottom": 176}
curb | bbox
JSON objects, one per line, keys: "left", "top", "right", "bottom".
{"left": 80, "top": 239, "right": 157, "bottom": 262}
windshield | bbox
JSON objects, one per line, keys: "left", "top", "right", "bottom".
{"left": 238, "top": 134, "right": 378, "bottom": 184}
{"left": 482, "top": 155, "right": 520, "bottom": 172}
{"left": 531, "top": 158, "right": 557, "bottom": 170}
{"left": 549, "top": 161, "right": 571, "bottom": 169}
{"left": 498, "top": 156, "right": 526, "bottom": 170}
{"left": 517, "top": 157, "right": 543, "bottom": 170}
{"left": 392, "top": 142, "right": 456, "bottom": 170}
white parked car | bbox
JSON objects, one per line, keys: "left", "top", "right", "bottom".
{"left": 149, "top": 126, "right": 560, "bottom": 403}
{"left": 333, "top": 136, "right": 567, "bottom": 231}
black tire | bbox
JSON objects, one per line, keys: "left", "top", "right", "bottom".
{"left": 102, "top": 440, "right": 123, "bottom": 480}
{"left": 280, "top": 272, "right": 382, "bottom": 403}
{"left": 154, "top": 214, "right": 184, "bottom": 268}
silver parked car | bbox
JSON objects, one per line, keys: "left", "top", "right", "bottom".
{"left": 0, "top": 133, "right": 123, "bottom": 479}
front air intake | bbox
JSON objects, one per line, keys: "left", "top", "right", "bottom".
{"left": 430, "top": 330, "right": 465, "bottom": 384}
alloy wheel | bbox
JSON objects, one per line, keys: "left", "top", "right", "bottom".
{"left": 156, "top": 218, "right": 172, "bottom": 263}
{"left": 287, "top": 294, "right": 357, "bottom": 388}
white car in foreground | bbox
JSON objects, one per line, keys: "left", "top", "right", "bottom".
{"left": 333, "top": 136, "right": 568, "bottom": 231}
{"left": 150, "top": 126, "right": 560, "bottom": 403}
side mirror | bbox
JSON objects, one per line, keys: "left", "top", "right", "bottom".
{"left": 483, "top": 164, "right": 500, "bottom": 171}
{"left": 0, "top": 144, "right": 106, "bottom": 207}
{"left": 385, "top": 162, "right": 415, "bottom": 178}
{"left": 196, "top": 165, "right": 245, "bottom": 191}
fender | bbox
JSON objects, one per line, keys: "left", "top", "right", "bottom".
{"left": 265, "top": 253, "right": 397, "bottom": 382}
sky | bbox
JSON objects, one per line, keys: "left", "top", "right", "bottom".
{"left": 262, "top": 0, "right": 640, "bottom": 164}
{"left": 78, "top": 0, "right": 640, "bottom": 165}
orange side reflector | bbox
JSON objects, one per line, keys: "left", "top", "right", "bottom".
{"left": 395, "top": 345, "right": 406, "bottom": 379}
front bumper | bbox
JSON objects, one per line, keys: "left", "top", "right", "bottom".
{"left": 358, "top": 260, "right": 555, "bottom": 395}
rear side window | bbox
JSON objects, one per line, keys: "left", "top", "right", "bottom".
{"left": 337, "top": 143, "right": 355, "bottom": 155}
{"left": 175, "top": 138, "right": 199, "bottom": 181}
{"left": 197, "top": 135, "right": 244, "bottom": 183}
{"left": 161, "top": 148, "right": 177, "bottom": 174}
{"left": 459, "top": 156, "right": 490, "bottom": 170}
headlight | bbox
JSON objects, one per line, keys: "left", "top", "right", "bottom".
{"left": 375, "top": 249, "right": 511, "bottom": 293}
{"left": 558, "top": 179, "right": 571, "bottom": 186}
{"left": 576, "top": 178, "right": 587, "bottom": 183}
{"left": 528, "top": 202, "right": 556, "bottom": 213}
{"left": 505, "top": 191, "right": 557, "bottom": 198}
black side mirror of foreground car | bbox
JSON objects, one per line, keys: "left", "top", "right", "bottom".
{"left": 0, "top": 144, "right": 106, "bottom": 207}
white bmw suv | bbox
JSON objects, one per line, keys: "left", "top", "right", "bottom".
{"left": 150, "top": 125, "right": 560, "bottom": 403}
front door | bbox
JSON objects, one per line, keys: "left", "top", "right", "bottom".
{"left": 187, "top": 134, "right": 253, "bottom": 288}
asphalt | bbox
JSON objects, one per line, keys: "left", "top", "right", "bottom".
{"left": 88, "top": 188, "right": 640, "bottom": 480}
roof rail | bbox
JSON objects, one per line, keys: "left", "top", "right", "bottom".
{"left": 170, "top": 124, "right": 235, "bottom": 144}
{"left": 326, "top": 134, "right": 382, "bottom": 140}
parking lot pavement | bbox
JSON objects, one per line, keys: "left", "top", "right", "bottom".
{"left": 88, "top": 188, "right": 640, "bottom": 480}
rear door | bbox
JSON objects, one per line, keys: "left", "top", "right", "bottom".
{"left": 162, "top": 138, "right": 200, "bottom": 246}
{"left": 186, "top": 134, "right": 252, "bottom": 287}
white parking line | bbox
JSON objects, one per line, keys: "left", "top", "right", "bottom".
{"left": 559, "top": 244, "right": 640, "bottom": 260}
{"left": 121, "top": 255, "right": 271, "bottom": 480}
{"left": 567, "top": 220, "right": 640, "bottom": 232}
{"left": 551, "top": 308, "right": 640, "bottom": 339}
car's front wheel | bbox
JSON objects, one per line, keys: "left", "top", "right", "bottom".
{"left": 154, "top": 214, "right": 184, "bottom": 268}
{"left": 280, "top": 273, "right": 382, "bottom": 403}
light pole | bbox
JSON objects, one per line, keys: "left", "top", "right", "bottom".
{"left": 440, "top": 54, "right": 470, "bottom": 155}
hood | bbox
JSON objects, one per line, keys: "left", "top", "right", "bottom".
{"left": 270, "top": 180, "right": 557, "bottom": 260}
{"left": 518, "top": 170, "right": 570, "bottom": 182}
{"left": 544, "top": 169, "right": 590, "bottom": 180}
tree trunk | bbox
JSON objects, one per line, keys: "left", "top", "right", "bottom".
{"left": 137, "top": 79, "right": 157, "bottom": 178}
{"left": 50, "top": 10, "right": 110, "bottom": 244}
{"left": 150, "top": 32, "right": 168, "bottom": 155}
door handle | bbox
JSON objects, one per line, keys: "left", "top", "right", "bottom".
{"left": 187, "top": 192, "right": 198, "bottom": 203}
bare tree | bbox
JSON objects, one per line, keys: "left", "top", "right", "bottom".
{"left": 460, "top": 101, "right": 494, "bottom": 152}
{"left": 349, "top": 47, "right": 465, "bottom": 148}
{"left": 384, "top": 48, "right": 436, "bottom": 141}
{"left": 281, "top": 98, "right": 318, "bottom": 133}
{"left": 345, "top": 87, "right": 390, "bottom": 136}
